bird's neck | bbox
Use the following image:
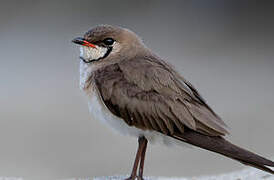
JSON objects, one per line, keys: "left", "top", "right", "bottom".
{"left": 79, "top": 60, "right": 96, "bottom": 92}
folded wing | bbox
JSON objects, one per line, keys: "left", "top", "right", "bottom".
{"left": 93, "top": 56, "right": 229, "bottom": 136}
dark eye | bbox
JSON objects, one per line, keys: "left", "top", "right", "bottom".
{"left": 103, "top": 38, "right": 114, "bottom": 45}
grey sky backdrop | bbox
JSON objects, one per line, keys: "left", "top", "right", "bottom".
{"left": 0, "top": 1, "right": 274, "bottom": 180}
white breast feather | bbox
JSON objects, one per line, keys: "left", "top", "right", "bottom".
{"left": 87, "top": 88, "right": 184, "bottom": 146}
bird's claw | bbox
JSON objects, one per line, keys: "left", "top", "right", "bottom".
{"left": 125, "top": 176, "right": 133, "bottom": 180}
{"left": 137, "top": 176, "right": 144, "bottom": 180}
{"left": 124, "top": 176, "right": 144, "bottom": 180}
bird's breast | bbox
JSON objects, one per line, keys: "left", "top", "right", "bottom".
{"left": 84, "top": 86, "right": 190, "bottom": 147}
{"left": 86, "top": 86, "right": 147, "bottom": 137}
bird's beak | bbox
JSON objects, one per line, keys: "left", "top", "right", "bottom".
{"left": 72, "top": 37, "right": 96, "bottom": 48}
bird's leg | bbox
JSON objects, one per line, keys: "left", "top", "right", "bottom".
{"left": 125, "top": 136, "right": 147, "bottom": 180}
{"left": 137, "top": 137, "right": 148, "bottom": 180}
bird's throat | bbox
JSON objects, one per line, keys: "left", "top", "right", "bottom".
{"left": 80, "top": 46, "right": 109, "bottom": 63}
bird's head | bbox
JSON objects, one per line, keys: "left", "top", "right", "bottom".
{"left": 72, "top": 25, "right": 147, "bottom": 64}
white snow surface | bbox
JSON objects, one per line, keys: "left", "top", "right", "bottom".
{"left": 68, "top": 166, "right": 273, "bottom": 180}
{"left": 1, "top": 165, "right": 273, "bottom": 180}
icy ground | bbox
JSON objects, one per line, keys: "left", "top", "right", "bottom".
{"left": 1, "top": 166, "right": 273, "bottom": 180}
{"left": 92, "top": 168, "right": 273, "bottom": 180}
{"left": 75, "top": 166, "right": 273, "bottom": 180}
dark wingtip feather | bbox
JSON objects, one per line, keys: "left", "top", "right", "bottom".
{"left": 240, "top": 159, "right": 274, "bottom": 174}
{"left": 171, "top": 130, "right": 274, "bottom": 175}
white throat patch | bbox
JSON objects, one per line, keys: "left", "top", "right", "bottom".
{"left": 80, "top": 45, "right": 108, "bottom": 62}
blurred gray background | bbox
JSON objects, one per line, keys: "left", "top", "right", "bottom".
{"left": 0, "top": 0, "right": 274, "bottom": 179}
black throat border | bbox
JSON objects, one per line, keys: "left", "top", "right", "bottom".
{"left": 80, "top": 47, "right": 113, "bottom": 64}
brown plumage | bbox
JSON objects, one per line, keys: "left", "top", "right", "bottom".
{"left": 93, "top": 56, "right": 229, "bottom": 136}
{"left": 72, "top": 25, "right": 274, "bottom": 179}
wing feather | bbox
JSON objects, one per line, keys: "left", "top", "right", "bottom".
{"left": 93, "top": 56, "right": 229, "bottom": 136}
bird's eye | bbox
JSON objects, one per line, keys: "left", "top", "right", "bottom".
{"left": 103, "top": 38, "right": 115, "bottom": 46}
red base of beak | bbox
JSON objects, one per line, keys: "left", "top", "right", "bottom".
{"left": 72, "top": 37, "right": 96, "bottom": 48}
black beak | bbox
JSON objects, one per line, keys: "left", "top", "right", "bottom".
{"left": 72, "top": 37, "right": 85, "bottom": 45}
{"left": 72, "top": 37, "right": 96, "bottom": 48}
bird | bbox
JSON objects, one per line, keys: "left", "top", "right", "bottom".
{"left": 72, "top": 25, "right": 274, "bottom": 179}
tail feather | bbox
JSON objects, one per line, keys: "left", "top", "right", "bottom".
{"left": 171, "top": 130, "right": 274, "bottom": 174}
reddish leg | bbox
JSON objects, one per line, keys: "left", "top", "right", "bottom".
{"left": 125, "top": 136, "right": 147, "bottom": 180}
{"left": 138, "top": 137, "right": 148, "bottom": 180}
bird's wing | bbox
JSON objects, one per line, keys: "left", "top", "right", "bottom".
{"left": 93, "top": 56, "right": 229, "bottom": 136}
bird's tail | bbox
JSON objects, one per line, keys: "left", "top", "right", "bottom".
{"left": 171, "top": 131, "right": 274, "bottom": 174}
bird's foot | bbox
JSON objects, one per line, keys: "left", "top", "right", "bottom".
{"left": 137, "top": 176, "right": 144, "bottom": 180}
{"left": 125, "top": 176, "right": 134, "bottom": 180}
{"left": 124, "top": 176, "right": 144, "bottom": 180}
